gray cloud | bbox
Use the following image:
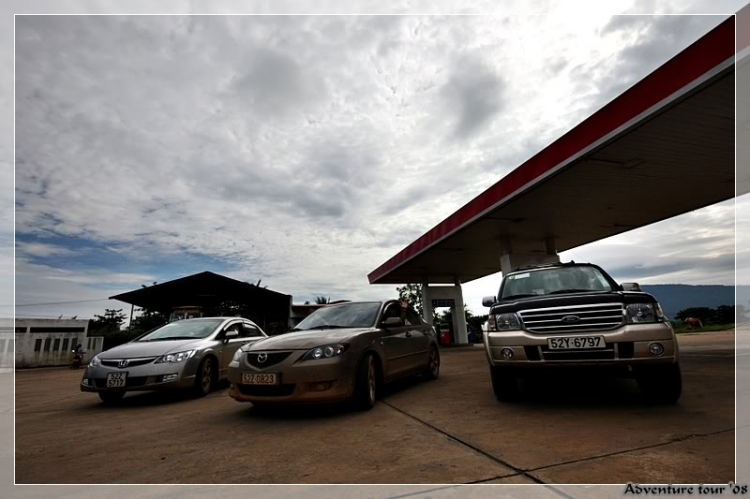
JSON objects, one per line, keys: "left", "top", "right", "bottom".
{"left": 439, "top": 57, "right": 505, "bottom": 139}
{"left": 10, "top": 11, "right": 739, "bottom": 317}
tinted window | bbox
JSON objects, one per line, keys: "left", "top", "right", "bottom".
{"left": 294, "top": 303, "right": 381, "bottom": 330}
{"left": 242, "top": 323, "right": 264, "bottom": 337}
{"left": 137, "top": 319, "right": 224, "bottom": 342}
{"left": 405, "top": 308, "right": 423, "bottom": 326}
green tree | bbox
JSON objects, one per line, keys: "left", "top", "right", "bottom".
{"left": 314, "top": 296, "right": 331, "bottom": 304}
{"left": 130, "top": 308, "right": 167, "bottom": 333}
{"left": 396, "top": 284, "right": 425, "bottom": 317}
{"left": 90, "top": 309, "right": 127, "bottom": 333}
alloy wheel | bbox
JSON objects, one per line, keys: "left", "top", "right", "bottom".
{"left": 429, "top": 348, "right": 440, "bottom": 377}
{"left": 367, "top": 357, "right": 376, "bottom": 404}
{"left": 201, "top": 361, "right": 212, "bottom": 393}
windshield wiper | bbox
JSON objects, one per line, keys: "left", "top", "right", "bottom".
{"left": 548, "top": 289, "right": 595, "bottom": 295}
{"left": 501, "top": 294, "right": 538, "bottom": 301}
{"left": 298, "top": 325, "right": 347, "bottom": 331}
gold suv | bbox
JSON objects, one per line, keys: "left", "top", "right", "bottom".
{"left": 482, "top": 262, "right": 681, "bottom": 404}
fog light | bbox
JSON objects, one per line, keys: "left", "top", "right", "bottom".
{"left": 162, "top": 374, "right": 179, "bottom": 382}
{"left": 648, "top": 343, "right": 664, "bottom": 356}
{"left": 312, "top": 381, "right": 334, "bottom": 392}
{"left": 82, "top": 378, "right": 90, "bottom": 386}
{"left": 500, "top": 348, "right": 515, "bottom": 360}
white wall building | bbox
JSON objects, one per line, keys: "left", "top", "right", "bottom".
{"left": 15, "top": 318, "right": 104, "bottom": 368}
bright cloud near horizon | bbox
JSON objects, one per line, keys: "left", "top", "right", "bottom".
{"left": 9, "top": 8, "right": 745, "bottom": 320}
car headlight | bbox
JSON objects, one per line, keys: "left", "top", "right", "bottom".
{"left": 625, "top": 303, "right": 663, "bottom": 323}
{"left": 302, "top": 344, "right": 348, "bottom": 361}
{"left": 89, "top": 355, "right": 101, "bottom": 367}
{"left": 492, "top": 313, "right": 522, "bottom": 331}
{"left": 155, "top": 350, "right": 197, "bottom": 363}
{"left": 232, "top": 348, "right": 243, "bottom": 363}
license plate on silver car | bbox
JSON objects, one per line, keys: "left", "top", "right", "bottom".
{"left": 106, "top": 372, "right": 127, "bottom": 388}
{"left": 547, "top": 336, "right": 605, "bottom": 350}
{"left": 242, "top": 373, "right": 278, "bottom": 385}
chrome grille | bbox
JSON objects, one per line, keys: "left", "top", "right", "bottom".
{"left": 101, "top": 357, "right": 158, "bottom": 368}
{"left": 519, "top": 303, "right": 624, "bottom": 333}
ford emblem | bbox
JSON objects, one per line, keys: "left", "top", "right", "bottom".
{"left": 561, "top": 315, "right": 580, "bottom": 323}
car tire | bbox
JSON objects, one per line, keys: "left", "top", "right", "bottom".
{"left": 636, "top": 362, "right": 682, "bottom": 404}
{"left": 423, "top": 345, "right": 440, "bottom": 380}
{"left": 98, "top": 390, "right": 125, "bottom": 405}
{"left": 193, "top": 357, "right": 214, "bottom": 397}
{"left": 351, "top": 353, "right": 378, "bottom": 411}
{"left": 490, "top": 366, "right": 519, "bottom": 401}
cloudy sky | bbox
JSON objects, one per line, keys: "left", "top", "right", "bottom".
{"left": 6, "top": 1, "right": 749, "bottom": 321}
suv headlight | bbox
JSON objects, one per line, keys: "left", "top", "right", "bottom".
{"left": 491, "top": 313, "right": 521, "bottom": 331}
{"left": 302, "top": 344, "right": 348, "bottom": 361}
{"left": 89, "top": 355, "right": 101, "bottom": 367}
{"left": 155, "top": 350, "right": 197, "bottom": 363}
{"left": 625, "top": 303, "right": 664, "bottom": 323}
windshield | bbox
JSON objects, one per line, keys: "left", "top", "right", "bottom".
{"left": 500, "top": 266, "right": 614, "bottom": 300}
{"left": 293, "top": 302, "right": 380, "bottom": 331}
{"left": 136, "top": 319, "right": 224, "bottom": 342}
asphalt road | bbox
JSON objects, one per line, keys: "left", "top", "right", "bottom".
{"left": 14, "top": 331, "right": 735, "bottom": 484}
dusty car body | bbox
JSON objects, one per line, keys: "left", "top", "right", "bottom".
{"left": 482, "top": 262, "right": 681, "bottom": 403}
{"left": 81, "top": 317, "right": 266, "bottom": 404}
{"left": 227, "top": 300, "right": 440, "bottom": 410}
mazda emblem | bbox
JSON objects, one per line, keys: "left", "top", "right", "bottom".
{"left": 561, "top": 315, "right": 580, "bottom": 323}
{"left": 118, "top": 359, "right": 129, "bottom": 368}
{"left": 257, "top": 353, "right": 268, "bottom": 363}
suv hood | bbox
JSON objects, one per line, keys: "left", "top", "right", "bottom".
{"left": 491, "top": 291, "right": 656, "bottom": 314}
{"left": 243, "top": 328, "right": 373, "bottom": 351}
{"left": 98, "top": 339, "right": 204, "bottom": 359}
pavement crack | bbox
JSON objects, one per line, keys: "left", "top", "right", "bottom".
{"left": 527, "top": 427, "right": 735, "bottom": 474}
{"left": 381, "top": 399, "right": 546, "bottom": 485}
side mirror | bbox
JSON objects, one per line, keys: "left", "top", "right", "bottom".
{"left": 482, "top": 296, "right": 497, "bottom": 307}
{"left": 223, "top": 330, "right": 239, "bottom": 341}
{"left": 383, "top": 317, "right": 403, "bottom": 328}
{"left": 621, "top": 282, "right": 642, "bottom": 292}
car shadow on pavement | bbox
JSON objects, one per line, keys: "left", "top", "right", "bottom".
{"left": 515, "top": 376, "right": 655, "bottom": 408}
{"left": 82, "top": 381, "right": 233, "bottom": 409}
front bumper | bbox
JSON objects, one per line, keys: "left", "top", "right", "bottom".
{"left": 483, "top": 323, "right": 678, "bottom": 367}
{"left": 227, "top": 349, "right": 358, "bottom": 404}
{"left": 80, "top": 358, "right": 200, "bottom": 393}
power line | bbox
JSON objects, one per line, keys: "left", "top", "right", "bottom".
{"left": 0, "top": 298, "right": 113, "bottom": 308}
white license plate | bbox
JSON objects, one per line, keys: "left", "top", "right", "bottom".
{"left": 547, "top": 336, "right": 605, "bottom": 350}
{"left": 106, "top": 372, "right": 127, "bottom": 388}
{"left": 242, "top": 373, "right": 278, "bottom": 385}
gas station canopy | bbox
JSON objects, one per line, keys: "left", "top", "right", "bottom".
{"left": 369, "top": 18, "right": 736, "bottom": 285}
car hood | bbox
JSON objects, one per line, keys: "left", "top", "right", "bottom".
{"left": 98, "top": 339, "right": 205, "bottom": 359}
{"left": 491, "top": 291, "right": 657, "bottom": 314}
{"left": 243, "top": 328, "right": 373, "bottom": 351}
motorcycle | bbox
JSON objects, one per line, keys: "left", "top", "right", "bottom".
{"left": 70, "top": 351, "right": 83, "bottom": 370}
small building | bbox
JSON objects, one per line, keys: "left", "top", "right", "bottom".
{"left": 15, "top": 318, "right": 104, "bottom": 368}
{"left": 110, "top": 271, "right": 293, "bottom": 335}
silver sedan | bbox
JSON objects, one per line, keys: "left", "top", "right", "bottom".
{"left": 81, "top": 317, "right": 266, "bottom": 404}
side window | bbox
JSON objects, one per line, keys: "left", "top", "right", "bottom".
{"left": 53, "top": 338, "right": 61, "bottom": 352}
{"left": 381, "top": 303, "right": 404, "bottom": 324}
{"left": 223, "top": 323, "right": 242, "bottom": 337}
{"left": 62, "top": 338, "right": 69, "bottom": 352}
{"left": 43, "top": 338, "right": 51, "bottom": 352}
{"left": 34, "top": 339, "right": 42, "bottom": 352}
{"left": 242, "top": 323, "right": 264, "bottom": 337}
{"left": 405, "top": 308, "right": 423, "bottom": 326}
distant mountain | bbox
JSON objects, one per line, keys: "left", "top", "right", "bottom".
{"left": 641, "top": 284, "right": 746, "bottom": 319}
